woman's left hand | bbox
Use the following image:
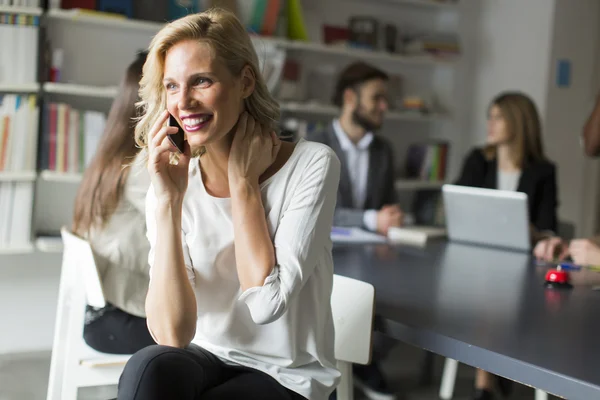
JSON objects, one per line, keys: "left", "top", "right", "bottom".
{"left": 569, "top": 239, "right": 600, "bottom": 267}
{"left": 229, "top": 112, "right": 281, "bottom": 185}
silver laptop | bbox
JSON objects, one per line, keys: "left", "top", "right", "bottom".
{"left": 442, "top": 184, "right": 531, "bottom": 252}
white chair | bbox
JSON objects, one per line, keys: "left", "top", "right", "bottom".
{"left": 46, "top": 231, "right": 375, "bottom": 400}
{"left": 46, "top": 227, "right": 131, "bottom": 400}
{"left": 439, "top": 358, "right": 548, "bottom": 400}
{"left": 331, "top": 274, "right": 375, "bottom": 400}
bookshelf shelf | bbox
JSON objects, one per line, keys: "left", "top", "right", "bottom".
{"left": 395, "top": 179, "right": 446, "bottom": 190}
{"left": 0, "top": 83, "right": 40, "bottom": 93}
{"left": 280, "top": 101, "right": 446, "bottom": 122}
{"left": 369, "top": 0, "right": 458, "bottom": 10}
{"left": 254, "top": 36, "right": 458, "bottom": 67}
{"left": 0, "top": 243, "right": 35, "bottom": 255}
{"left": 35, "top": 237, "right": 63, "bottom": 253}
{"left": 46, "top": 9, "right": 457, "bottom": 67}
{"left": 47, "top": 8, "right": 164, "bottom": 32}
{"left": 40, "top": 170, "right": 83, "bottom": 183}
{"left": 0, "top": 171, "right": 37, "bottom": 182}
{"left": 43, "top": 82, "right": 118, "bottom": 99}
{"left": 0, "top": 6, "right": 43, "bottom": 16}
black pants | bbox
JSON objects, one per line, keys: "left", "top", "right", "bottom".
{"left": 117, "top": 344, "right": 307, "bottom": 400}
{"left": 83, "top": 305, "right": 155, "bottom": 354}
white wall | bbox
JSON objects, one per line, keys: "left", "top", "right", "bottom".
{"left": 467, "top": 0, "right": 556, "bottom": 146}
{"left": 0, "top": 253, "right": 61, "bottom": 353}
{"left": 543, "top": 0, "right": 600, "bottom": 236}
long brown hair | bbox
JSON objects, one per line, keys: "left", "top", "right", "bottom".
{"left": 484, "top": 91, "right": 547, "bottom": 168}
{"left": 72, "top": 52, "right": 147, "bottom": 237}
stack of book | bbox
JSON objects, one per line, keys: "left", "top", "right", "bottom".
{"left": 38, "top": 102, "right": 106, "bottom": 173}
{"left": 0, "top": 94, "right": 39, "bottom": 173}
{"left": 0, "top": 12, "right": 39, "bottom": 84}
{"left": 405, "top": 142, "right": 449, "bottom": 182}
{"left": 0, "top": 180, "right": 33, "bottom": 248}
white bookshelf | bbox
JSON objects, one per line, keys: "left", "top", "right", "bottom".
{"left": 43, "top": 82, "right": 118, "bottom": 99}
{"left": 0, "top": 6, "right": 43, "bottom": 16}
{"left": 0, "top": 83, "right": 40, "bottom": 93}
{"left": 46, "top": 8, "right": 457, "bottom": 67}
{"left": 40, "top": 170, "right": 83, "bottom": 183}
{"left": 280, "top": 101, "right": 446, "bottom": 122}
{"left": 0, "top": 243, "right": 35, "bottom": 255}
{"left": 281, "top": 39, "right": 458, "bottom": 66}
{"left": 0, "top": 171, "right": 37, "bottom": 182}
{"left": 369, "top": 0, "right": 458, "bottom": 10}
{"left": 395, "top": 179, "right": 446, "bottom": 190}
{"left": 47, "top": 8, "right": 164, "bottom": 32}
{"left": 35, "top": 237, "right": 63, "bottom": 253}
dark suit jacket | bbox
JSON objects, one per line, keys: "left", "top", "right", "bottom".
{"left": 307, "top": 123, "right": 397, "bottom": 227}
{"left": 455, "top": 148, "right": 558, "bottom": 232}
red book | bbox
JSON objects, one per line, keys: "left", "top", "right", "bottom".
{"left": 61, "top": 0, "right": 97, "bottom": 10}
{"left": 260, "top": 0, "right": 281, "bottom": 36}
{"left": 0, "top": 116, "right": 10, "bottom": 171}
{"left": 49, "top": 104, "right": 57, "bottom": 171}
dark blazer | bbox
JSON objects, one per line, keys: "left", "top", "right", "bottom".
{"left": 455, "top": 148, "right": 558, "bottom": 232}
{"left": 307, "top": 123, "right": 397, "bottom": 227}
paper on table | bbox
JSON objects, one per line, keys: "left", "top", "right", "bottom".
{"left": 331, "top": 227, "right": 387, "bottom": 244}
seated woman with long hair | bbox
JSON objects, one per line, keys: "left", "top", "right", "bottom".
{"left": 116, "top": 8, "right": 341, "bottom": 400}
{"left": 455, "top": 91, "right": 558, "bottom": 400}
{"left": 72, "top": 51, "right": 155, "bottom": 354}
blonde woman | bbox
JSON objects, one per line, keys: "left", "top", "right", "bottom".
{"left": 117, "top": 8, "right": 341, "bottom": 400}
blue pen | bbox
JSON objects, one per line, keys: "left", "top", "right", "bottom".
{"left": 558, "top": 262, "right": 582, "bottom": 271}
{"left": 331, "top": 227, "right": 351, "bottom": 236}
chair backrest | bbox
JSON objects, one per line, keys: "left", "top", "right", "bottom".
{"left": 60, "top": 227, "right": 106, "bottom": 308}
{"left": 331, "top": 274, "right": 375, "bottom": 365}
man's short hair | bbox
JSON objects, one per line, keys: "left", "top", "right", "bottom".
{"left": 332, "top": 62, "right": 389, "bottom": 107}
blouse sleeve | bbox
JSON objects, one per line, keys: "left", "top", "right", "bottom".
{"left": 238, "top": 147, "right": 341, "bottom": 325}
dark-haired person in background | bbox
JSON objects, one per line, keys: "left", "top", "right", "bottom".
{"left": 535, "top": 90, "right": 600, "bottom": 265}
{"left": 309, "top": 62, "right": 403, "bottom": 237}
{"left": 71, "top": 52, "right": 155, "bottom": 354}
{"left": 309, "top": 61, "right": 401, "bottom": 400}
{"left": 455, "top": 91, "right": 558, "bottom": 400}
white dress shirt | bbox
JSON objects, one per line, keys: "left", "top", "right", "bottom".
{"left": 332, "top": 119, "right": 378, "bottom": 231}
{"left": 497, "top": 169, "right": 522, "bottom": 192}
{"left": 146, "top": 140, "right": 341, "bottom": 400}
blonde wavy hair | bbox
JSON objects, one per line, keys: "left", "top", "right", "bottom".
{"left": 135, "top": 8, "right": 280, "bottom": 155}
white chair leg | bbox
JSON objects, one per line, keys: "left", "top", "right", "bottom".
{"left": 336, "top": 360, "right": 353, "bottom": 400}
{"left": 60, "top": 383, "right": 78, "bottom": 400}
{"left": 439, "top": 358, "right": 458, "bottom": 400}
{"left": 535, "top": 389, "right": 548, "bottom": 400}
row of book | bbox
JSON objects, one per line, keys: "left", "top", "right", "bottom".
{"left": 0, "top": 13, "right": 39, "bottom": 84}
{"left": 39, "top": 102, "right": 106, "bottom": 173}
{"left": 0, "top": 95, "right": 39, "bottom": 173}
{"left": 0, "top": 0, "right": 41, "bottom": 6}
{"left": 405, "top": 142, "right": 449, "bottom": 182}
{"left": 0, "top": 181, "right": 34, "bottom": 248}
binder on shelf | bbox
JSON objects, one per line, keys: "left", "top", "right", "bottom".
{"left": 39, "top": 101, "right": 106, "bottom": 174}
{"left": 0, "top": 94, "right": 39, "bottom": 173}
{"left": 0, "top": 12, "right": 39, "bottom": 84}
{"left": 404, "top": 141, "right": 449, "bottom": 182}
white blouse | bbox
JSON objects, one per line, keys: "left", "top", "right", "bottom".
{"left": 146, "top": 139, "right": 342, "bottom": 400}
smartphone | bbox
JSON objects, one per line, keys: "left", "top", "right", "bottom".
{"left": 167, "top": 114, "right": 186, "bottom": 154}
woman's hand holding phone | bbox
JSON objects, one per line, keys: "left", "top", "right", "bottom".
{"left": 148, "top": 110, "right": 191, "bottom": 204}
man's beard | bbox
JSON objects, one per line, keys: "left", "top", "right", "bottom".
{"left": 351, "top": 104, "right": 381, "bottom": 132}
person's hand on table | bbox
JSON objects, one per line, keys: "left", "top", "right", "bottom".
{"left": 376, "top": 204, "right": 404, "bottom": 236}
{"left": 533, "top": 236, "right": 569, "bottom": 262}
{"left": 569, "top": 239, "right": 600, "bottom": 267}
